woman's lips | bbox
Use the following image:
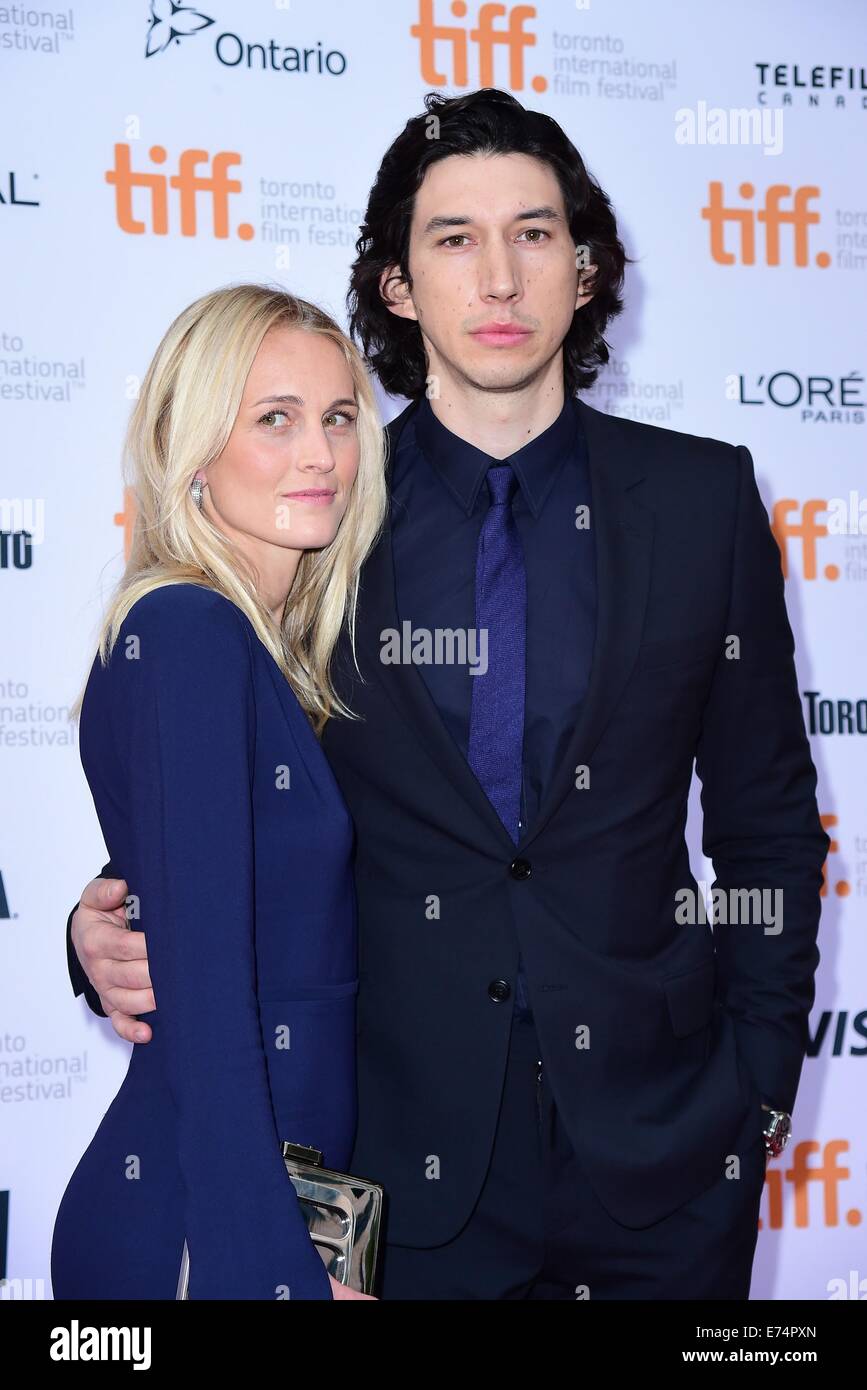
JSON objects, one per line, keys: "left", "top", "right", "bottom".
{"left": 280, "top": 490, "right": 336, "bottom": 505}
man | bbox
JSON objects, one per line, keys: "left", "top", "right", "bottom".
{"left": 66, "top": 88, "right": 828, "bottom": 1299}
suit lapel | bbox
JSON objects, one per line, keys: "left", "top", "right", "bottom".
{"left": 517, "top": 399, "right": 654, "bottom": 850}
{"left": 355, "top": 395, "right": 655, "bottom": 853}
{"left": 355, "top": 400, "right": 517, "bottom": 852}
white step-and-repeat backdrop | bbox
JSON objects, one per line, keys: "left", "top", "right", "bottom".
{"left": 1, "top": 0, "right": 865, "bottom": 1300}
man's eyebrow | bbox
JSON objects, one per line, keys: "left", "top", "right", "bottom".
{"left": 421, "top": 206, "right": 565, "bottom": 235}
{"left": 249, "top": 395, "right": 357, "bottom": 410}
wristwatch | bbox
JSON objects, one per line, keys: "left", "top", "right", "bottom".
{"left": 761, "top": 1105, "right": 792, "bottom": 1158}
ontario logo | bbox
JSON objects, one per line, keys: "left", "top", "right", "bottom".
{"left": 145, "top": 1, "right": 214, "bottom": 57}
{"left": 143, "top": 0, "right": 347, "bottom": 75}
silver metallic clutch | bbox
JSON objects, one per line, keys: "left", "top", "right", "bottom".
{"left": 175, "top": 1141, "right": 384, "bottom": 1298}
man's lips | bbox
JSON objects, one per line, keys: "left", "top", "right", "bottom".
{"left": 470, "top": 323, "right": 534, "bottom": 346}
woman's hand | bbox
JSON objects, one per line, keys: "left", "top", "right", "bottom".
{"left": 328, "top": 1273, "right": 377, "bottom": 1300}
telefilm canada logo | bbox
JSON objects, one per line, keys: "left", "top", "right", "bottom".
{"left": 754, "top": 61, "right": 867, "bottom": 110}
{"left": 143, "top": 0, "right": 347, "bottom": 75}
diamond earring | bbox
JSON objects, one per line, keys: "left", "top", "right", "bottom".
{"left": 190, "top": 477, "right": 204, "bottom": 510}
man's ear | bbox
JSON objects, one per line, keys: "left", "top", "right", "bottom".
{"left": 379, "top": 264, "right": 418, "bottom": 322}
{"left": 576, "top": 264, "right": 598, "bottom": 311}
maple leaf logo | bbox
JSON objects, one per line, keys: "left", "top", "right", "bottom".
{"left": 145, "top": 0, "right": 215, "bottom": 58}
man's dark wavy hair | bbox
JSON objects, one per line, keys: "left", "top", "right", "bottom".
{"left": 347, "top": 87, "right": 629, "bottom": 401}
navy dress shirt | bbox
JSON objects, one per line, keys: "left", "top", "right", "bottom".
{"left": 390, "top": 393, "right": 597, "bottom": 1014}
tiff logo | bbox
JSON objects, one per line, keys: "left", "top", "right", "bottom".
{"left": 701, "top": 182, "right": 829, "bottom": 266}
{"left": 105, "top": 144, "right": 254, "bottom": 239}
{"left": 761, "top": 1140, "right": 857, "bottom": 1230}
{"left": 772, "top": 500, "right": 836, "bottom": 580}
{"left": 411, "top": 0, "right": 545, "bottom": 93}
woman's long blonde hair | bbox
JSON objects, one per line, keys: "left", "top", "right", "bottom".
{"left": 72, "top": 283, "right": 388, "bottom": 733}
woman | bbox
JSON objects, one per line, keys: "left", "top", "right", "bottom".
{"left": 50, "top": 284, "right": 387, "bottom": 1299}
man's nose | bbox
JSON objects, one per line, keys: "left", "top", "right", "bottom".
{"left": 478, "top": 245, "right": 522, "bottom": 299}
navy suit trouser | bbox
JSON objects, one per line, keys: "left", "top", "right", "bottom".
{"left": 377, "top": 1011, "right": 766, "bottom": 1300}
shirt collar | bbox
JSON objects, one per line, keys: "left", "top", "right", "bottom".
{"left": 412, "top": 393, "right": 581, "bottom": 519}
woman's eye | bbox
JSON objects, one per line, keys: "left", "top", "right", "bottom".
{"left": 324, "top": 411, "right": 357, "bottom": 428}
{"left": 259, "top": 410, "right": 289, "bottom": 428}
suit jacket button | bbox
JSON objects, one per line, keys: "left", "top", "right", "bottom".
{"left": 488, "top": 979, "right": 511, "bottom": 1003}
{"left": 509, "top": 858, "right": 532, "bottom": 880}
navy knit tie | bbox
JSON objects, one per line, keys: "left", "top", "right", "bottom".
{"left": 467, "top": 464, "right": 530, "bottom": 1012}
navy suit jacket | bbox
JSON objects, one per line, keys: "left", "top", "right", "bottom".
{"left": 68, "top": 397, "right": 828, "bottom": 1246}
